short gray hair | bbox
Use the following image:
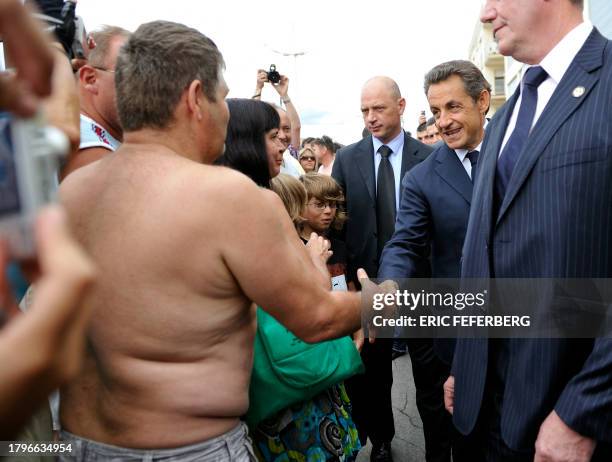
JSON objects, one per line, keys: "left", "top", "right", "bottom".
{"left": 88, "top": 26, "right": 130, "bottom": 68}
{"left": 424, "top": 60, "right": 492, "bottom": 113}
{"left": 115, "top": 21, "right": 224, "bottom": 132}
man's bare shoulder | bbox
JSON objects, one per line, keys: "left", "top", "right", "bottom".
{"left": 260, "top": 187, "right": 286, "bottom": 211}
{"left": 59, "top": 154, "right": 108, "bottom": 207}
{"left": 172, "top": 163, "right": 265, "bottom": 211}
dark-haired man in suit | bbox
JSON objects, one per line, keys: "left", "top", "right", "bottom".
{"left": 447, "top": 0, "right": 612, "bottom": 460}
{"left": 332, "top": 76, "right": 432, "bottom": 462}
{"left": 378, "top": 60, "right": 490, "bottom": 462}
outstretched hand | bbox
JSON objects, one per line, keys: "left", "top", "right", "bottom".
{"left": 0, "top": 206, "right": 96, "bottom": 381}
{"left": 305, "top": 232, "right": 332, "bottom": 283}
{"left": 358, "top": 269, "right": 399, "bottom": 343}
{"left": 0, "top": 206, "right": 95, "bottom": 438}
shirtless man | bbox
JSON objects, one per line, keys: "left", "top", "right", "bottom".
{"left": 59, "top": 21, "right": 366, "bottom": 460}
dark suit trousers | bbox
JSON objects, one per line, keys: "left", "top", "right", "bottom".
{"left": 464, "top": 340, "right": 612, "bottom": 462}
{"left": 406, "top": 338, "right": 455, "bottom": 462}
{"left": 345, "top": 338, "right": 394, "bottom": 446}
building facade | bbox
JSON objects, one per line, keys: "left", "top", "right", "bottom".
{"left": 468, "top": 22, "right": 506, "bottom": 116}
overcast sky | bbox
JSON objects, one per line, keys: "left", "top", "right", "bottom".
{"left": 78, "top": 0, "right": 483, "bottom": 145}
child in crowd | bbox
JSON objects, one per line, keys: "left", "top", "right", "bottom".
{"left": 299, "top": 173, "right": 351, "bottom": 291}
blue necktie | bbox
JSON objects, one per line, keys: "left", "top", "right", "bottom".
{"left": 495, "top": 66, "right": 548, "bottom": 199}
{"left": 466, "top": 150, "right": 479, "bottom": 182}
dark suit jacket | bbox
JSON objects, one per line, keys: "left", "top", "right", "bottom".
{"left": 378, "top": 143, "right": 473, "bottom": 363}
{"left": 378, "top": 143, "right": 472, "bottom": 279}
{"left": 332, "top": 131, "right": 432, "bottom": 283}
{"left": 453, "top": 28, "right": 612, "bottom": 449}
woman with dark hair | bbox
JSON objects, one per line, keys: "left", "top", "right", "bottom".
{"left": 219, "top": 99, "right": 361, "bottom": 462}
{"left": 215, "top": 98, "right": 285, "bottom": 187}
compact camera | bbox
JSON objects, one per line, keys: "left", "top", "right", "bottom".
{"left": 267, "top": 64, "right": 281, "bottom": 85}
{"left": 0, "top": 113, "right": 69, "bottom": 258}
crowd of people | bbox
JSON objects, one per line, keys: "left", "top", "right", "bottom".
{"left": 0, "top": 0, "right": 610, "bottom": 461}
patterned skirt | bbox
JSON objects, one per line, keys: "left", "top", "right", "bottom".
{"left": 250, "top": 382, "right": 361, "bottom": 462}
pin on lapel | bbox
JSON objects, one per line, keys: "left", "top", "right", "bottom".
{"left": 572, "top": 86, "right": 585, "bottom": 98}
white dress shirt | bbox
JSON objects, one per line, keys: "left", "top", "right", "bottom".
{"left": 372, "top": 130, "right": 405, "bottom": 210}
{"left": 500, "top": 21, "right": 593, "bottom": 154}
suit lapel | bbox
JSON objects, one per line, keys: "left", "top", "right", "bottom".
{"left": 496, "top": 29, "right": 606, "bottom": 225}
{"left": 434, "top": 144, "right": 473, "bottom": 204}
{"left": 355, "top": 137, "right": 376, "bottom": 203}
{"left": 479, "top": 91, "right": 519, "bottom": 244}
{"left": 400, "top": 132, "right": 421, "bottom": 179}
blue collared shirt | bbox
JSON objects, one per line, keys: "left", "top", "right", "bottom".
{"left": 372, "top": 130, "right": 404, "bottom": 210}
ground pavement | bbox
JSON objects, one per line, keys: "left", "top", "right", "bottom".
{"left": 356, "top": 353, "right": 426, "bottom": 462}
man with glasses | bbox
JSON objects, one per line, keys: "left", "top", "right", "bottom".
{"left": 61, "top": 26, "right": 130, "bottom": 179}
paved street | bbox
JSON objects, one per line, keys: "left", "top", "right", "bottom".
{"left": 356, "top": 354, "right": 426, "bottom": 462}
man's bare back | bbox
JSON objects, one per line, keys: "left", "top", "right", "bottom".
{"left": 59, "top": 139, "right": 365, "bottom": 449}
{"left": 60, "top": 145, "right": 259, "bottom": 447}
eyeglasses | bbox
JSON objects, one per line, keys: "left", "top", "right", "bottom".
{"left": 308, "top": 200, "right": 337, "bottom": 211}
{"left": 92, "top": 66, "right": 116, "bottom": 74}
{"left": 300, "top": 156, "right": 315, "bottom": 161}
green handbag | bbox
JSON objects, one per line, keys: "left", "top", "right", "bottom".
{"left": 246, "top": 307, "right": 364, "bottom": 426}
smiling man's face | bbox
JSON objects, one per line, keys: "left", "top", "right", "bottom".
{"left": 428, "top": 74, "right": 488, "bottom": 151}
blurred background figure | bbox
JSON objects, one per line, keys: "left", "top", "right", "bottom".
{"left": 298, "top": 146, "right": 318, "bottom": 173}
{"left": 312, "top": 135, "right": 336, "bottom": 176}
{"left": 416, "top": 121, "right": 427, "bottom": 143}
{"left": 252, "top": 68, "right": 304, "bottom": 177}
{"left": 61, "top": 25, "right": 130, "bottom": 180}
{"left": 424, "top": 117, "right": 443, "bottom": 145}
{"left": 301, "top": 136, "right": 316, "bottom": 150}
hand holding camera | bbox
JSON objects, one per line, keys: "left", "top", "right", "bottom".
{"left": 253, "top": 65, "right": 290, "bottom": 101}
{"left": 0, "top": 112, "right": 69, "bottom": 258}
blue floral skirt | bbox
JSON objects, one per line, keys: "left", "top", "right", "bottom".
{"left": 250, "top": 382, "right": 361, "bottom": 462}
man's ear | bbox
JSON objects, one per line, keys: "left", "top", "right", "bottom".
{"left": 79, "top": 65, "right": 98, "bottom": 94}
{"left": 398, "top": 97, "right": 406, "bottom": 115}
{"left": 478, "top": 89, "right": 491, "bottom": 115}
{"left": 186, "top": 80, "right": 205, "bottom": 120}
